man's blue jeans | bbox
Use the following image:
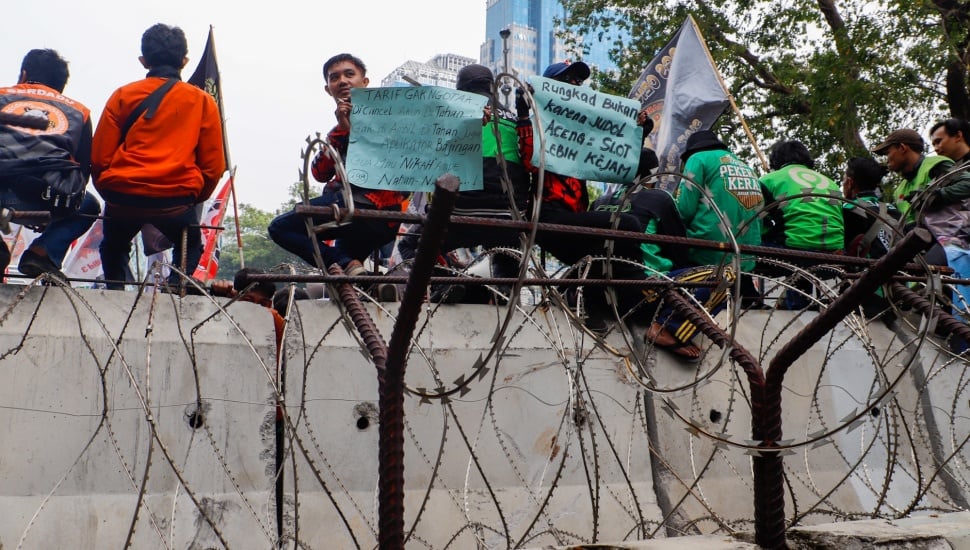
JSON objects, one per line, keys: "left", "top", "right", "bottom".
{"left": 0, "top": 188, "right": 101, "bottom": 268}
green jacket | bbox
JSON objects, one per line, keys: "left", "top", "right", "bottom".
{"left": 759, "top": 164, "right": 844, "bottom": 251}
{"left": 675, "top": 149, "right": 764, "bottom": 271}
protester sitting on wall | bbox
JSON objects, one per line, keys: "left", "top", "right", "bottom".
{"left": 676, "top": 131, "right": 763, "bottom": 269}
{"left": 592, "top": 181, "right": 727, "bottom": 362}
{"left": 759, "top": 140, "right": 845, "bottom": 309}
{"left": 590, "top": 185, "right": 689, "bottom": 271}
{"left": 518, "top": 61, "right": 649, "bottom": 272}
{"left": 843, "top": 157, "right": 897, "bottom": 259}
{"left": 0, "top": 48, "right": 101, "bottom": 281}
{"left": 515, "top": 61, "right": 658, "bottom": 325}
{"left": 267, "top": 53, "right": 406, "bottom": 278}
{"left": 841, "top": 156, "right": 900, "bottom": 323}
{"left": 424, "top": 64, "right": 533, "bottom": 304}
{"left": 919, "top": 123, "right": 970, "bottom": 352}
{"left": 872, "top": 128, "right": 970, "bottom": 268}
{"left": 872, "top": 129, "right": 970, "bottom": 226}
{"left": 92, "top": 23, "right": 226, "bottom": 291}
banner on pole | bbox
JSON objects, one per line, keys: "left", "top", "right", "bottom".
{"left": 629, "top": 16, "right": 729, "bottom": 188}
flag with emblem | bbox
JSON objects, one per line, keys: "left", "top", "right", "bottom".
{"left": 186, "top": 26, "right": 240, "bottom": 281}
{"left": 629, "top": 16, "right": 730, "bottom": 189}
{"left": 188, "top": 26, "right": 231, "bottom": 170}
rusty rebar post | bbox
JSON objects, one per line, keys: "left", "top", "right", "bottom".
{"left": 890, "top": 282, "right": 970, "bottom": 344}
{"left": 378, "top": 174, "right": 460, "bottom": 550}
{"left": 751, "top": 228, "right": 932, "bottom": 549}
{"left": 326, "top": 263, "right": 388, "bottom": 366}
{"left": 661, "top": 289, "right": 764, "bottom": 391}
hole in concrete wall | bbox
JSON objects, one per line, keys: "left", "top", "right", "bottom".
{"left": 185, "top": 402, "right": 209, "bottom": 430}
{"left": 186, "top": 409, "right": 205, "bottom": 429}
{"left": 709, "top": 409, "right": 722, "bottom": 423}
{"left": 353, "top": 401, "right": 378, "bottom": 431}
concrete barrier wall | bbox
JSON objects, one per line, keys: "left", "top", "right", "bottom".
{"left": 0, "top": 285, "right": 279, "bottom": 548}
{"left": 0, "top": 285, "right": 966, "bottom": 548}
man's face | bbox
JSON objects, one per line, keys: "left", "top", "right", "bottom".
{"left": 931, "top": 126, "right": 964, "bottom": 159}
{"left": 842, "top": 174, "right": 855, "bottom": 199}
{"left": 884, "top": 143, "right": 908, "bottom": 172}
{"left": 324, "top": 60, "right": 369, "bottom": 102}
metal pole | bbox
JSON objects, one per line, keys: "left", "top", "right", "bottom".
{"left": 500, "top": 28, "right": 512, "bottom": 108}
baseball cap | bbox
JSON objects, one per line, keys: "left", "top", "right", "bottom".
{"left": 542, "top": 60, "right": 591, "bottom": 83}
{"left": 871, "top": 129, "right": 924, "bottom": 155}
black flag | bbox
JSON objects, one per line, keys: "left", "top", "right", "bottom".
{"left": 188, "top": 26, "right": 231, "bottom": 168}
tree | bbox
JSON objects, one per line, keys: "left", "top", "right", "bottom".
{"left": 215, "top": 179, "right": 325, "bottom": 278}
{"left": 215, "top": 203, "right": 299, "bottom": 277}
{"left": 560, "top": 0, "right": 953, "bottom": 176}
{"left": 933, "top": 0, "right": 970, "bottom": 119}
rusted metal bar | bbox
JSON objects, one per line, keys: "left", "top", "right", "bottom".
{"left": 327, "top": 262, "right": 388, "bottom": 366}
{"left": 890, "top": 282, "right": 970, "bottom": 343}
{"left": 378, "top": 175, "right": 460, "bottom": 550}
{"left": 240, "top": 271, "right": 720, "bottom": 289}
{"left": 661, "top": 289, "right": 764, "bottom": 390}
{"left": 752, "top": 228, "right": 933, "bottom": 550}
{"left": 294, "top": 205, "right": 946, "bottom": 275}
{"left": 765, "top": 228, "right": 933, "bottom": 392}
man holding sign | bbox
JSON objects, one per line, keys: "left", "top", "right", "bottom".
{"left": 268, "top": 53, "right": 406, "bottom": 276}
{"left": 517, "top": 61, "right": 656, "bottom": 326}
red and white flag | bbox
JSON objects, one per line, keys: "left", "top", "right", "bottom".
{"left": 60, "top": 219, "right": 104, "bottom": 285}
{"left": 192, "top": 175, "right": 233, "bottom": 281}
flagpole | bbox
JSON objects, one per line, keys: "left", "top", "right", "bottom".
{"left": 690, "top": 15, "right": 769, "bottom": 172}
{"left": 199, "top": 26, "right": 244, "bottom": 270}
{"left": 228, "top": 166, "right": 245, "bottom": 268}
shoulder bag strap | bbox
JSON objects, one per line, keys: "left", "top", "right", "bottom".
{"left": 118, "top": 78, "right": 178, "bottom": 145}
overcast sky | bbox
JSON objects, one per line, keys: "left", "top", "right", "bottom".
{"left": 1, "top": 0, "right": 487, "bottom": 211}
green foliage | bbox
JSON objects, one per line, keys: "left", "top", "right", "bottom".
{"left": 215, "top": 202, "right": 302, "bottom": 278}
{"left": 561, "top": 0, "right": 961, "bottom": 181}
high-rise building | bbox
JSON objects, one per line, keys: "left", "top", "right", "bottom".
{"left": 380, "top": 54, "right": 478, "bottom": 88}
{"left": 480, "top": 0, "right": 623, "bottom": 81}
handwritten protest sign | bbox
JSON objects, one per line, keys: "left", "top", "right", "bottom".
{"left": 528, "top": 75, "right": 644, "bottom": 184}
{"left": 345, "top": 86, "right": 486, "bottom": 192}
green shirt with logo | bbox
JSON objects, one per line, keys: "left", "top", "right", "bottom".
{"left": 675, "top": 149, "right": 764, "bottom": 271}
{"left": 759, "top": 164, "right": 844, "bottom": 251}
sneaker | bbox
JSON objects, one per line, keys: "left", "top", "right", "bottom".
{"left": 18, "top": 249, "right": 66, "bottom": 281}
{"left": 375, "top": 283, "right": 399, "bottom": 302}
{"left": 344, "top": 260, "right": 366, "bottom": 277}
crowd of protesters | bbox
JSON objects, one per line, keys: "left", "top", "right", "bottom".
{"left": 5, "top": 37, "right": 970, "bottom": 358}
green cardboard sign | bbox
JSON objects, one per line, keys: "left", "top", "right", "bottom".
{"left": 529, "top": 76, "right": 644, "bottom": 183}
{"left": 345, "top": 86, "right": 486, "bottom": 192}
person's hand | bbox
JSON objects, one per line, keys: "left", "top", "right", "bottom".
{"left": 515, "top": 87, "right": 530, "bottom": 120}
{"left": 637, "top": 108, "right": 654, "bottom": 134}
{"left": 481, "top": 105, "right": 491, "bottom": 126}
{"left": 335, "top": 97, "right": 352, "bottom": 131}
